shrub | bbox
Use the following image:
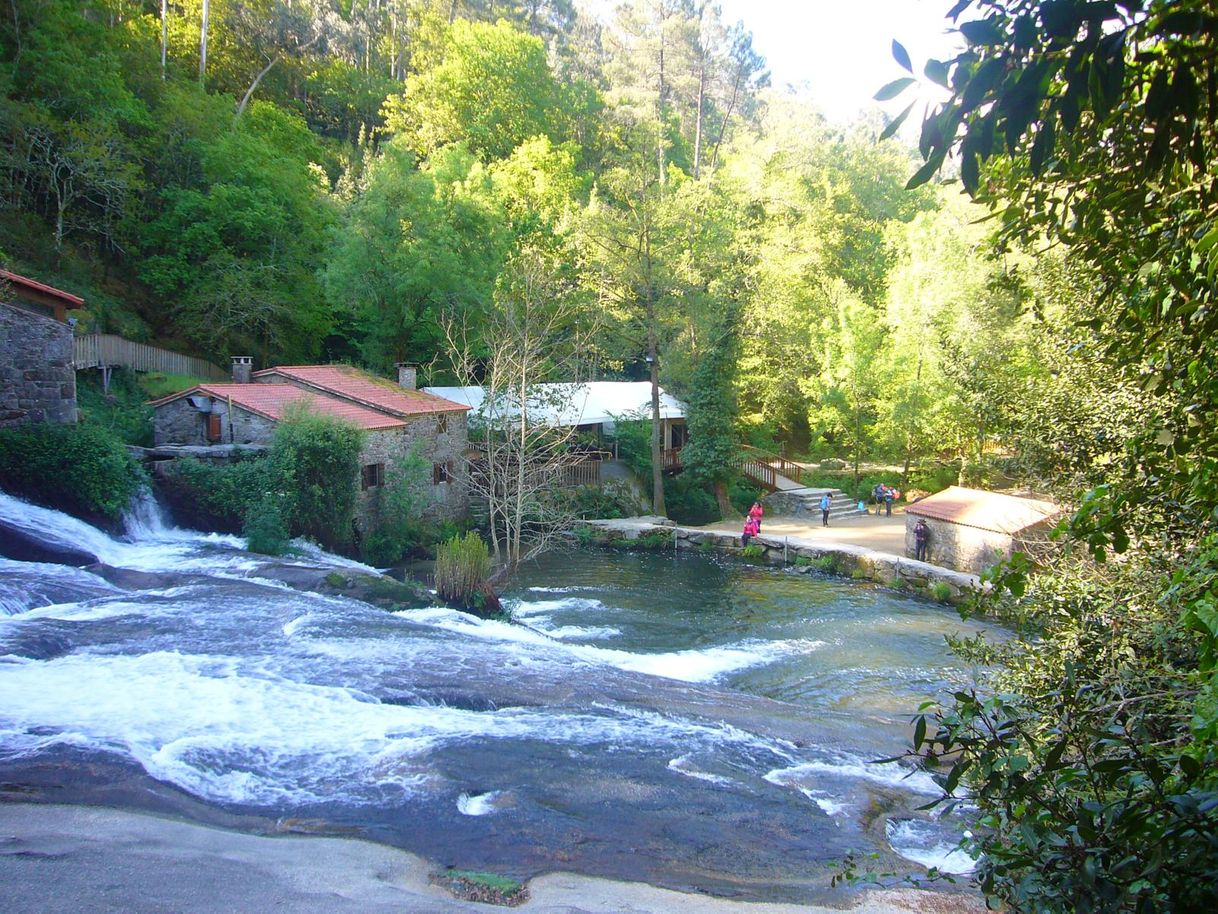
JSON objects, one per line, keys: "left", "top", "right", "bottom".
{"left": 162, "top": 452, "right": 272, "bottom": 532}
{"left": 243, "top": 493, "right": 291, "bottom": 556}
{"left": 435, "top": 531, "right": 493, "bottom": 611}
{"left": 0, "top": 423, "right": 143, "bottom": 524}
{"left": 812, "top": 554, "right": 841, "bottom": 574}
{"left": 362, "top": 448, "right": 434, "bottom": 565}
{"left": 926, "top": 580, "right": 954, "bottom": 603}
{"left": 75, "top": 368, "right": 154, "bottom": 447}
{"left": 633, "top": 529, "right": 673, "bottom": 551}
{"left": 561, "top": 481, "right": 639, "bottom": 520}
{"left": 793, "top": 554, "right": 813, "bottom": 567}
{"left": 269, "top": 406, "right": 365, "bottom": 551}
{"left": 663, "top": 474, "right": 719, "bottom": 525}
{"left": 740, "top": 544, "right": 765, "bottom": 560}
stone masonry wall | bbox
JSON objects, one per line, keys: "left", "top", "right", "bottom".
{"left": 359, "top": 411, "right": 469, "bottom": 525}
{"left": 153, "top": 399, "right": 276, "bottom": 447}
{"left": 0, "top": 302, "right": 76, "bottom": 427}
{"left": 904, "top": 516, "right": 1013, "bottom": 575}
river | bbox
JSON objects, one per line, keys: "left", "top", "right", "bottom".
{"left": 0, "top": 491, "right": 995, "bottom": 902}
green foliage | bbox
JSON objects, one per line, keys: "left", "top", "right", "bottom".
{"left": 681, "top": 314, "right": 740, "bottom": 486}
{"left": 662, "top": 474, "right": 719, "bottom": 526}
{"left": 740, "top": 543, "right": 765, "bottom": 560}
{"left": 75, "top": 368, "right": 153, "bottom": 447}
{"left": 268, "top": 407, "right": 364, "bottom": 551}
{"left": 558, "top": 482, "right": 639, "bottom": 521}
{"left": 161, "top": 452, "right": 269, "bottom": 531}
{"left": 434, "top": 531, "right": 493, "bottom": 611}
{"left": 243, "top": 493, "right": 291, "bottom": 556}
{"left": 362, "top": 447, "right": 435, "bottom": 566}
{"left": 632, "top": 529, "right": 673, "bottom": 551}
{"left": 926, "top": 580, "right": 953, "bottom": 603}
{"left": 0, "top": 423, "right": 142, "bottom": 523}
{"left": 609, "top": 412, "right": 654, "bottom": 485}
{"left": 384, "top": 19, "right": 594, "bottom": 162}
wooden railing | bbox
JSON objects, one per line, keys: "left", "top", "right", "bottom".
{"left": 73, "top": 334, "right": 228, "bottom": 381}
{"left": 662, "top": 446, "right": 683, "bottom": 469}
{"left": 735, "top": 445, "right": 804, "bottom": 490}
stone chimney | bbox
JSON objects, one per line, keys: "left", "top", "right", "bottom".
{"left": 396, "top": 363, "right": 417, "bottom": 390}
{"left": 231, "top": 356, "right": 253, "bottom": 384}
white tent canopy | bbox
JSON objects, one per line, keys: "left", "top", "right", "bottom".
{"left": 422, "top": 381, "right": 686, "bottom": 432}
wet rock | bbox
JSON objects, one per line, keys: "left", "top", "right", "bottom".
{"left": 0, "top": 520, "right": 94, "bottom": 566}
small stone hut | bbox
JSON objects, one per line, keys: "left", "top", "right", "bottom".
{"left": 150, "top": 361, "right": 471, "bottom": 523}
{"left": 0, "top": 271, "right": 85, "bottom": 428}
{"left": 905, "top": 486, "right": 1060, "bottom": 574}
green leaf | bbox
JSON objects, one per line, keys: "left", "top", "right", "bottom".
{"left": 959, "top": 17, "right": 1004, "bottom": 47}
{"left": 879, "top": 101, "right": 916, "bottom": 141}
{"left": 874, "top": 77, "right": 916, "bottom": 102}
{"left": 906, "top": 154, "right": 943, "bottom": 190}
{"left": 924, "top": 58, "right": 950, "bottom": 88}
{"left": 892, "top": 39, "right": 913, "bottom": 73}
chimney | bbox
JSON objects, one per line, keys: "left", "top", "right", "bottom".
{"left": 396, "top": 363, "right": 417, "bottom": 390}
{"left": 231, "top": 356, "right": 253, "bottom": 384}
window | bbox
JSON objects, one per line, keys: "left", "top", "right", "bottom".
{"left": 206, "top": 413, "right": 222, "bottom": 443}
{"left": 433, "top": 461, "right": 453, "bottom": 485}
{"left": 437, "top": 414, "right": 448, "bottom": 434}
{"left": 361, "top": 463, "right": 385, "bottom": 490}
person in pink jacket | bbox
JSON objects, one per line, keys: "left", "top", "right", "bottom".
{"left": 741, "top": 516, "right": 760, "bottom": 547}
{"left": 748, "top": 500, "right": 764, "bottom": 531}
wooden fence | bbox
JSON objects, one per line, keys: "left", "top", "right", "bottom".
{"left": 73, "top": 334, "right": 228, "bottom": 381}
{"left": 735, "top": 445, "right": 806, "bottom": 491}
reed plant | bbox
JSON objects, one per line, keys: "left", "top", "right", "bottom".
{"left": 435, "top": 531, "right": 494, "bottom": 612}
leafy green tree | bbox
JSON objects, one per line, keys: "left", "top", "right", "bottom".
{"left": 266, "top": 405, "right": 365, "bottom": 551}
{"left": 323, "top": 139, "right": 508, "bottom": 370}
{"left": 883, "top": 3, "right": 1218, "bottom": 909}
{"left": 382, "top": 18, "right": 593, "bottom": 161}
{"left": 680, "top": 308, "right": 740, "bottom": 517}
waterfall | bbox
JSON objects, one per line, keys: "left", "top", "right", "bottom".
{"left": 122, "top": 485, "right": 171, "bottom": 540}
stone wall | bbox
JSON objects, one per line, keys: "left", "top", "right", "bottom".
{"left": 152, "top": 398, "right": 276, "bottom": 447}
{"left": 0, "top": 302, "right": 76, "bottom": 427}
{"left": 358, "top": 411, "right": 469, "bottom": 524}
{"left": 903, "top": 516, "right": 1015, "bottom": 575}
{"left": 581, "top": 519, "right": 983, "bottom": 605}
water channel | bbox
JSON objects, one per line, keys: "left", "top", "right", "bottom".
{"left": 0, "top": 491, "right": 995, "bottom": 902}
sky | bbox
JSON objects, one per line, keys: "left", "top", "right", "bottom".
{"left": 714, "top": 0, "right": 964, "bottom": 123}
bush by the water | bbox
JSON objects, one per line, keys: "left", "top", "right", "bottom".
{"left": 0, "top": 423, "right": 142, "bottom": 523}
{"left": 160, "top": 408, "right": 364, "bottom": 555}
{"left": 435, "top": 532, "right": 496, "bottom": 613}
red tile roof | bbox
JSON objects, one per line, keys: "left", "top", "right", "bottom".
{"left": 254, "top": 365, "right": 469, "bottom": 416}
{"left": 0, "top": 269, "right": 85, "bottom": 307}
{"left": 149, "top": 383, "right": 408, "bottom": 431}
{"left": 906, "top": 486, "right": 1060, "bottom": 536}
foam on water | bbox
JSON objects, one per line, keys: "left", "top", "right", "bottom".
{"left": 764, "top": 753, "right": 941, "bottom": 797}
{"left": 397, "top": 606, "right": 822, "bottom": 683}
{"left": 667, "top": 755, "right": 736, "bottom": 787}
{"left": 0, "top": 650, "right": 798, "bottom": 806}
{"left": 0, "top": 558, "right": 119, "bottom": 615}
{"left": 457, "top": 791, "right": 502, "bottom": 816}
{"left": 886, "top": 819, "right": 978, "bottom": 874}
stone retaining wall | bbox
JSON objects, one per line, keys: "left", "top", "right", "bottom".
{"left": 581, "top": 518, "right": 982, "bottom": 605}
{"left": 0, "top": 302, "right": 76, "bottom": 427}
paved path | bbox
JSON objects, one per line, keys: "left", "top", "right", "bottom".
{"left": 706, "top": 509, "right": 910, "bottom": 556}
{"left": 0, "top": 804, "right": 985, "bottom": 914}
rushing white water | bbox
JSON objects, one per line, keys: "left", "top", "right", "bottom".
{"left": 0, "top": 491, "right": 994, "bottom": 892}
{"left": 886, "top": 819, "right": 978, "bottom": 875}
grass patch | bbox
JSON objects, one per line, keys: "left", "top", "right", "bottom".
{"left": 633, "top": 529, "right": 673, "bottom": 551}
{"left": 740, "top": 543, "right": 766, "bottom": 560}
{"left": 811, "top": 555, "right": 841, "bottom": 574}
{"left": 792, "top": 554, "right": 813, "bottom": 567}
{"left": 432, "top": 869, "right": 528, "bottom": 906}
{"left": 927, "top": 580, "right": 954, "bottom": 603}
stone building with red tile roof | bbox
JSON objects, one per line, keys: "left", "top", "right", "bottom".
{"left": 149, "top": 360, "right": 470, "bottom": 523}
{"left": 1, "top": 271, "right": 84, "bottom": 427}
{"left": 904, "top": 486, "right": 1060, "bottom": 574}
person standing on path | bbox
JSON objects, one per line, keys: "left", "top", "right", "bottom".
{"left": 884, "top": 487, "right": 894, "bottom": 517}
{"left": 820, "top": 492, "right": 832, "bottom": 527}
{"left": 914, "top": 518, "right": 930, "bottom": 562}
{"left": 748, "top": 501, "right": 764, "bottom": 532}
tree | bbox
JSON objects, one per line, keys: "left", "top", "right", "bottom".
{"left": 883, "top": 3, "right": 1218, "bottom": 909}
{"left": 443, "top": 248, "right": 597, "bottom": 574}
{"left": 382, "top": 18, "right": 591, "bottom": 161}
{"left": 680, "top": 307, "right": 740, "bottom": 516}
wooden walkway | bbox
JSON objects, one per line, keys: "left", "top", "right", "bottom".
{"left": 73, "top": 334, "right": 227, "bottom": 381}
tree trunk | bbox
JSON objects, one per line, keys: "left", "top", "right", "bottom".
{"left": 693, "top": 59, "right": 705, "bottom": 179}
{"left": 714, "top": 479, "right": 733, "bottom": 519}
{"left": 649, "top": 335, "right": 666, "bottom": 516}
{"left": 709, "top": 67, "right": 744, "bottom": 174}
{"left": 236, "top": 54, "right": 283, "bottom": 118}
{"left": 160, "top": 0, "right": 167, "bottom": 79}
{"left": 199, "top": 0, "right": 209, "bottom": 83}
